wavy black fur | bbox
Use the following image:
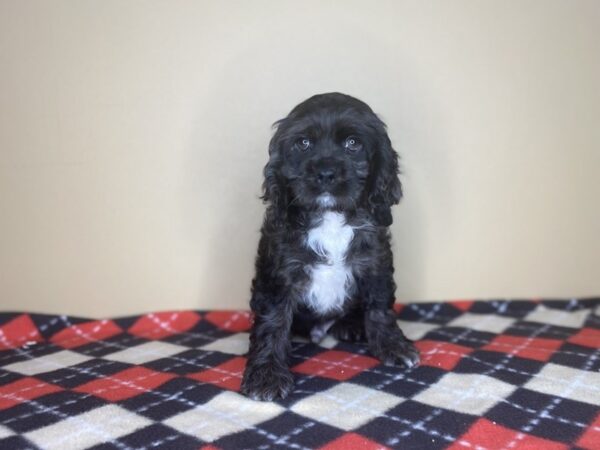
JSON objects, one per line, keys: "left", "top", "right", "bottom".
{"left": 241, "top": 93, "right": 419, "bottom": 401}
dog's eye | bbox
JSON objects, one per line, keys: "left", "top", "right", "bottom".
{"left": 344, "top": 136, "right": 362, "bottom": 152}
{"left": 295, "top": 138, "right": 312, "bottom": 152}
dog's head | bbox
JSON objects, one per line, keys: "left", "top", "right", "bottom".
{"left": 263, "top": 93, "right": 402, "bottom": 226}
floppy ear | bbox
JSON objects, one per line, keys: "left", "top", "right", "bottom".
{"left": 366, "top": 124, "right": 403, "bottom": 227}
{"left": 261, "top": 123, "right": 288, "bottom": 227}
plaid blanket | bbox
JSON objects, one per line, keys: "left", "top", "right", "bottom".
{"left": 0, "top": 299, "right": 599, "bottom": 450}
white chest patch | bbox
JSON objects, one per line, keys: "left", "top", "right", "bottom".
{"left": 304, "top": 212, "right": 354, "bottom": 314}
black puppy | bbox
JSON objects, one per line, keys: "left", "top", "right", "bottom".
{"left": 241, "top": 93, "right": 419, "bottom": 401}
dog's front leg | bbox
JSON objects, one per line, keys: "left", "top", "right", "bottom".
{"left": 361, "top": 275, "right": 420, "bottom": 368}
{"left": 241, "top": 294, "right": 294, "bottom": 401}
{"left": 365, "top": 309, "right": 420, "bottom": 368}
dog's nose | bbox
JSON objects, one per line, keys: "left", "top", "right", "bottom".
{"left": 317, "top": 168, "right": 336, "bottom": 185}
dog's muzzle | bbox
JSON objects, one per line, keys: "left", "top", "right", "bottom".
{"left": 312, "top": 157, "right": 344, "bottom": 189}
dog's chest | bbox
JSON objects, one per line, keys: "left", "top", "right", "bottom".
{"left": 303, "top": 212, "right": 354, "bottom": 314}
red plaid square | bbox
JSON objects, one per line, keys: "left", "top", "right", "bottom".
{"left": 128, "top": 311, "right": 201, "bottom": 339}
{"left": 188, "top": 356, "right": 246, "bottom": 391}
{"left": 0, "top": 314, "right": 42, "bottom": 350}
{"left": 577, "top": 413, "right": 600, "bottom": 450}
{"left": 482, "top": 335, "right": 563, "bottom": 362}
{"left": 568, "top": 328, "right": 600, "bottom": 349}
{"left": 450, "top": 299, "right": 475, "bottom": 311}
{"left": 449, "top": 418, "right": 568, "bottom": 450}
{"left": 0, "top": 377, "right": 63, "bottom": 410}
{"left": 74, "top": 366, "right": 176, "bottom": 401}
{"left": 292, "top": 350, "right": 379, "bottom": 381}
{"left": 416, "top": 340, "right": 473, "bottom": 371}
{"left": 204, "top": 311, "right": 252, "bottom": 332}
{"left": 50, "top": 320, "right": 122, "bottom": 348}
{"left": 393, "top": 304, "right": 405, "bottom": 313}
{"left": 319, "top": 432, "right": 391, "bottom": 450}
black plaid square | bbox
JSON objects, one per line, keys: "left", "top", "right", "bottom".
{"left": 550, "top": 342, "right": 600, "bottom": 371}
{"left": 87, "top": 423, "right": 201, "bottom": 450}
{"left": 0, "top": 390, "right": 105, "bottom": 434}
{"left": 120, "top": 377, "right": 223, "bottom": 421}
{"left": 486, "top": 387, "right": 599, "bottom": 444}
{"left": 453, "top": 349, "right": 546, "bottom": 385}
{"left": 216, "top": 411, "right": 341, "bottom": 449}
{"left": 36, "top": 358, "right": 131, "bottom": 389}
{"left": 359, "top": 399, "right": 475, "bottom": 449}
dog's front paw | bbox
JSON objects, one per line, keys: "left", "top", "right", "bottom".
{"left": 370, "top": 338, "right": 420, "bottom": 368}
{"left": 241, "top": 363, "right": 294, "bottom": 401}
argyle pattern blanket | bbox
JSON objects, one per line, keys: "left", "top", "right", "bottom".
{"left": 0, "top": 299, "right": 599, "bottom": 450}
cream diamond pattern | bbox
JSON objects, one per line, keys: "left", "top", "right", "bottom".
{"left": 200, "top": 332, "right": 250, "bottom": 355}
{"left": 413, "top": 372, "right": 516, "bottom": 415}
{"left": 163, "top": 391, "right": 284, "bottom": 442}
{"left": 102, "top": 341, "right": 188, "bottom": 364}
{"left": 24, "top": 404, "right": 152, "bottom": 450}
{"left": 2, "top": 350, "right": 93, "bottom": 375}
{"left": 291, "top": 382, "right": 404, "bottom": 430}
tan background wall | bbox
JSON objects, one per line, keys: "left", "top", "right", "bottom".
{"left": 1, "top": 1, "right": 599, "bottom": 317}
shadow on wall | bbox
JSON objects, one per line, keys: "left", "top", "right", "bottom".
{"left": 181, "top": 29, "right": 453, "bottom": 309}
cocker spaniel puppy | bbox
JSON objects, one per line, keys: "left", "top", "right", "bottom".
{"left": 241, "top": 93, "right": 419, "bottom": 401}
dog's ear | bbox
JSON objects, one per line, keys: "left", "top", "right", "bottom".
{"left": 366, "top": 122, "right": 402, "bottom": 227}
{"left": 261, "top": 122, "right": 288, "bottom": 227}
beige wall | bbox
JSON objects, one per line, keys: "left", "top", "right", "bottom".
{"left": 1, "top": 1, "right": 599, "bottom": 317}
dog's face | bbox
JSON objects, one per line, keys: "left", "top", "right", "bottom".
{"left": 264, "top": 93, "right": 402, "bottom": 226}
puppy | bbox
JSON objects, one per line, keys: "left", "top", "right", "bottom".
{"left": 241, "top": 93, "right": 419, "bottom": 401}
